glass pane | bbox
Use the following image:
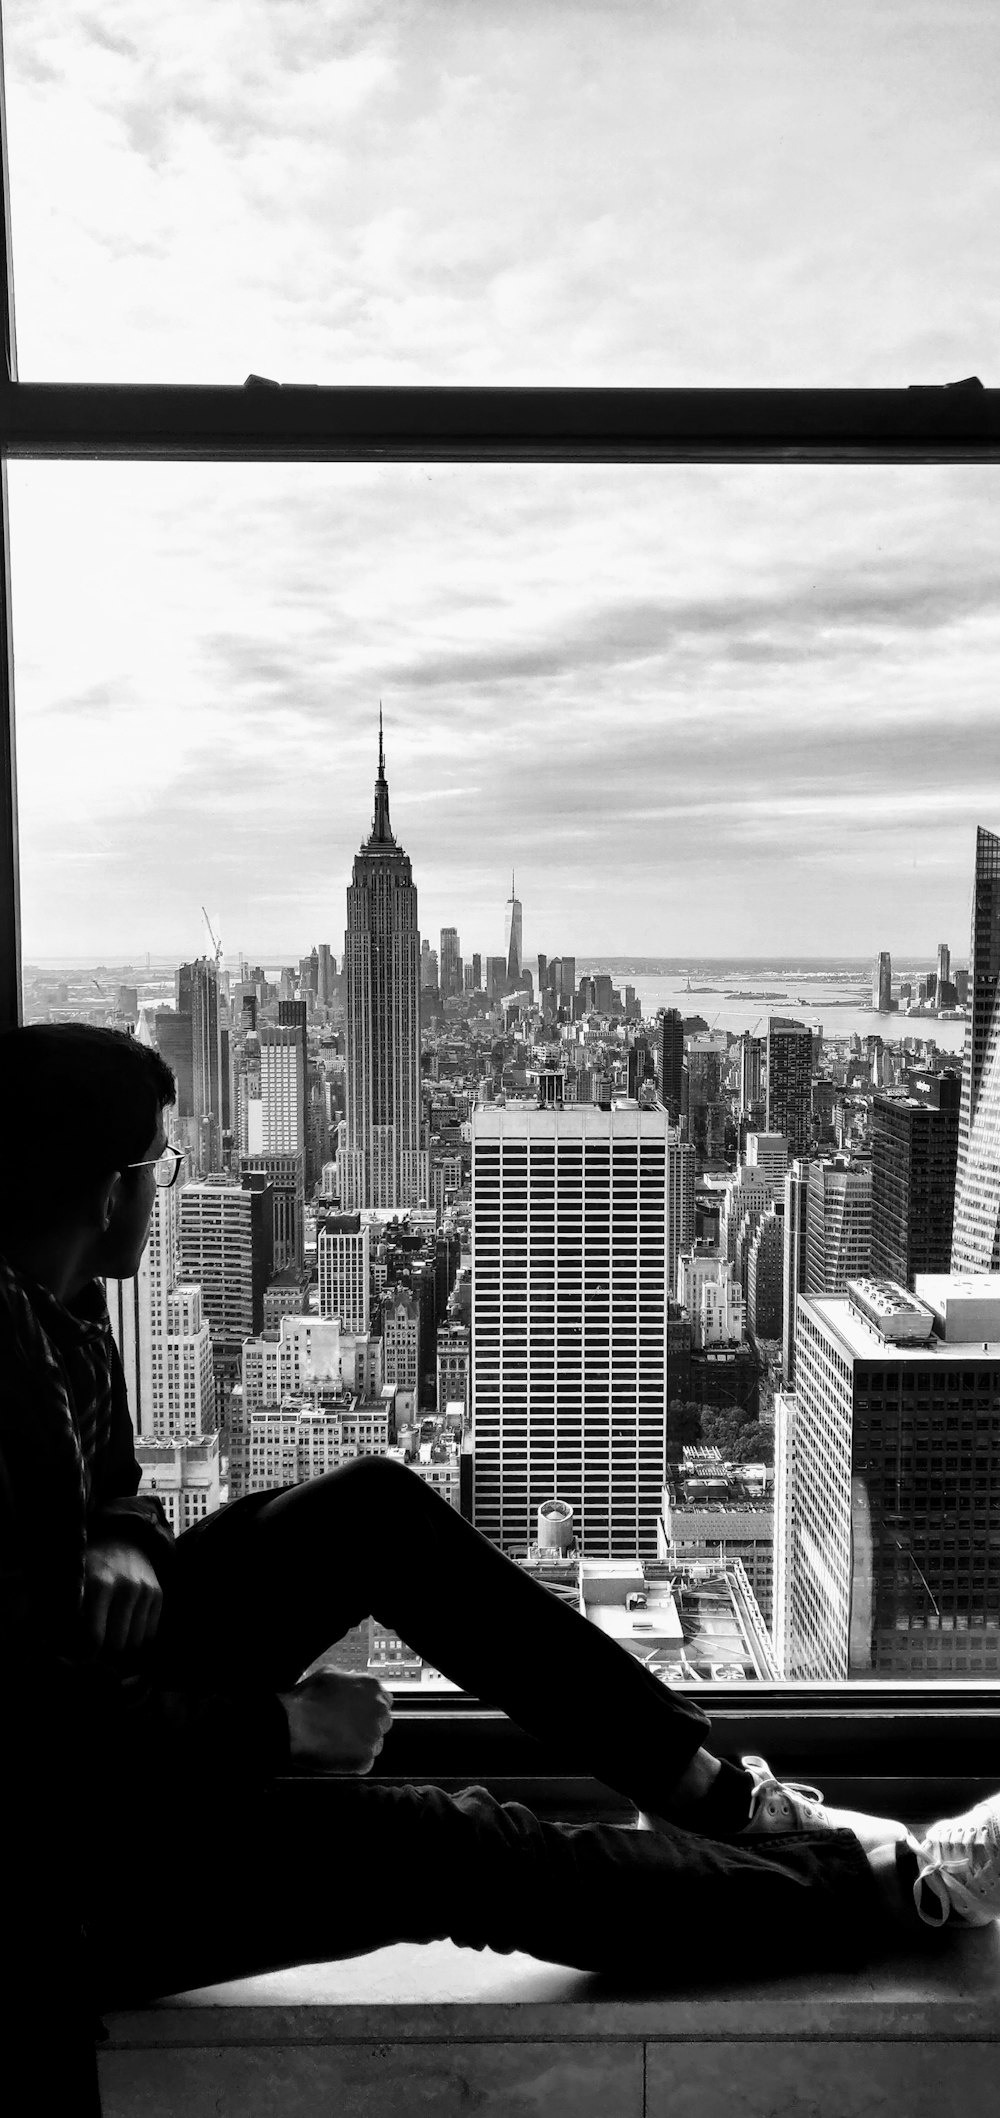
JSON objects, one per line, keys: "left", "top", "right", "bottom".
{"left": 9, "top": 458, "right": 1000, "bottom": 1692}
{"left": 5, "top": 0, "right": 996, "bottom": 385}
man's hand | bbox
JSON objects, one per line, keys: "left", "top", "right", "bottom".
{"left": 278, "top": 1668, "right": 394, "bottom": 1775}
{"left": 79, "top": 1536, "right": 163, "bottom": 1661}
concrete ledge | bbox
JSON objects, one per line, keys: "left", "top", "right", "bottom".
{"left": 104, "top": 1924, "right": 1000, "bottom": 2040}
{"left": 99, "top": 1932, "right": 1000, "bottom": 2116}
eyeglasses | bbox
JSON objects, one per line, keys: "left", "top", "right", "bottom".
{"left": 126, "top": 1145, "right": 185, "bottom": 1188}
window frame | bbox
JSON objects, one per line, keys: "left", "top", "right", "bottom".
{"left": 3, "top": 19, "right": 1000, "bottom": 1777}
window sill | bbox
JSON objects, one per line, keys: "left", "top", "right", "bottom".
{"left": 99, "top": 1928, "right": 1000, "bottom": 2118}
{"left": 357, "top": 1687, "right": 1000, "bottom": 1786}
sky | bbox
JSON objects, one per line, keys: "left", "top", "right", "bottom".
{"left": 4, "top": 0, "right": 999, "bottom": 964}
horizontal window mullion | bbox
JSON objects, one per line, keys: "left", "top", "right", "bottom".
{"left": 1, "top": 381, "right": 998, "bottom": 464}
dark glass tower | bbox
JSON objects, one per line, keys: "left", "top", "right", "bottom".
{"left": 872, "top": 1072, "right": 960, "bottom": 1287}
{"left": 660, "top": 1007, "right": 684, "bottom": 1124}
{"left": 765, "top": 1016, "right": 813, "bottom": 1156}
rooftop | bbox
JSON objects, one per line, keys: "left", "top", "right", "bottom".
{"left": 472, "top": 1105, "right": 671, "bottom": 1139}
{"left": 806, "top": 1285, "right": 1000, "bottom": 1362}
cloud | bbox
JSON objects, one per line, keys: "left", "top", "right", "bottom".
{"left": 5, "top": 3, "right": 1000, "bottom": 954}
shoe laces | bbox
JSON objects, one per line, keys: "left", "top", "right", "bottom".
{"left": 743, "top": 1756, "right": 826, "bottom": 1823}
{"left": 919, "top": 1811, "right": 1000, "bottom": 1880}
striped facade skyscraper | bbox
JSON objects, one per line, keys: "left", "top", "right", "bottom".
{"left": 952, "top": 826, "right": 1000, "bottom": 1271}
{"left": 340, "top": 723, "right": 425, "bottom": 1210}
{"left": 472, "top": 1103, "right": 671, "bottom": 1559}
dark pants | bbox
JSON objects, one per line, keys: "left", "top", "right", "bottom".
{"left": 91, "top": 1457, "right": 887, "bottom": 2002}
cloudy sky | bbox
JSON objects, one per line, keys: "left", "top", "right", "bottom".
{"left": 4, "top": 0, "right": 999, "bottom": 964}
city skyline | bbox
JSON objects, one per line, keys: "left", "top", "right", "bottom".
{"left": 5, "top": 4, "right": 999, "bottom": 960}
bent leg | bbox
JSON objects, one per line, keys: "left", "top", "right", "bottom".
{"left": 91, "top": 1784, "right": 889, "bottom": 2010}
{"left": 155, "top": 1458, "right": 720, "bottom": 1818}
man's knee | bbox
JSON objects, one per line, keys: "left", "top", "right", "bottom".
{"left": 330, "top": 1454, "right": 419, "bottom": 1507}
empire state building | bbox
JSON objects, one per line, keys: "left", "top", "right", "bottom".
{"left": 339, "top": 726, "right": 425, "bottom": 1210}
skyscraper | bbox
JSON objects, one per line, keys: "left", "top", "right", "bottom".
{"left": 805, "top": 1154, "right": 872, "bottom": 1295}
{"left": 472, "top": 1103, "right": 671, "bottom": 1558}
{"left": 951, "top": 826, "right": 1000, "bottom": 1270}
{"left": 180, "top": 957, "right": 228, "bottom": 1173}
{"left": 659, "top": 1008, "right": 684, "bottom": 1124}
{"left": 504, "top": 873, "right": 522, "bottom": 987}
{"left": 871, "top": 1072, "right": 960, "bottom": 1287}
{"left": 318, "top": 1215, "right": 371, "bottom": 1334}
{"left": 179, "top": 1179, "right": 274, "bottom": 1342}
{"left": 316, "top": 941, "right": 335, "bottom": 1007}
{"left": 765, "top": 1017, "right": 813, "bottom": 1156}
{"left": 738, "top": 1031, "right": 766, "bottom": 1120}
{"left": 774, "top": 1276, "right": 1000, "bottom": 1680}
{"left": 106, "top": 1185, "right": 214, "bottom": 1441}
{"left": 154, "top": 958, "right": 227, "bottom": 1177}
{"left": 340, "top": 724, "right": 424, "bottom": 1210}
{"left": 439, "top": 926, "right": 461, "bottom": 999}
{"left": 747, "top": 1206, "right": 784, "bottom": 1339}
{"left": 781, "top": 1158, "right": 810, "bottom": 1385}
{"left": 872, "top": 950, "right": 892, "bottom": 1014}
{"left": 666, "top": 1130, "right": 695, "bottom": 1296}
{"left": 261, "top": 1018, "right": 306, "bottom": 1152}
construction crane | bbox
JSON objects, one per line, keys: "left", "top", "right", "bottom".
{"left": 91, "top": 977, "right": 122, "bottom": 1025}
{"left": 202, "top": 906, "right": 223, "bottom": 971}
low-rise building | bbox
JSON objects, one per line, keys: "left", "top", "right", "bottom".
{"left": 135, "top": 1432, "right": 222, "bottom": 1534}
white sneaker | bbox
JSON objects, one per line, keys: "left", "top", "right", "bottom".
{"left": 740, "top": 1755, "right": 909, "bottom": 1853}
{"left": 740, "top": 1754, "right": 831, "bottom": 1835}
{"left": 912, "top": 1795, "right": 1000, "bottom": 1927}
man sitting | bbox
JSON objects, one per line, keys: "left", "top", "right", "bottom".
{"left": 2, "top": 1024, "right": 997, "bottom": 2112}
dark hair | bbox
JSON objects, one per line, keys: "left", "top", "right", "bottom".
{"left": 0, "top": 1023, "right": 176, "bottom": 1236}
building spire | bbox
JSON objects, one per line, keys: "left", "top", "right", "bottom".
{"left": 370, "top": 705, "right": 395, "bottom": 845}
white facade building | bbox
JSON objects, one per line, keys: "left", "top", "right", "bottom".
{"left": 676, "top": 1251, "right": 745, "bottom": 1347}
{"left": 259, "top": 1024, "right": 305, "bottom": 1152}
{"left": 805, "top": 1155, "right": 872, "bottom": 1295}
{"left": 237, "top": 1396, "right": 391, "bottom": 1496}
{"left": 107, "top": 1185, "right": 213, "bottom": 1441}
{"left": 744, "top": 1132, "right": 789, "bottom": 1190}
{"left": 472, "top": 1103, "right": 671, "bottom": 1559}
{"left": 720, "top": 1166, "right": 773, "bottom": 1263}
{"left": 134, "top": 1432, "right": 221, "bottom": 1534}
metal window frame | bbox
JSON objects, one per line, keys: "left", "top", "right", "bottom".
{"left": 3, "top": 20, "right": 1000, "bottom": 1768}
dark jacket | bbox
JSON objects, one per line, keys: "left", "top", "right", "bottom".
{"left": 0, "top": 1271, "right": 290, "bottom": 2045}
{"left": 0, "top": 1277, "right": 290, "bottom": 1800}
